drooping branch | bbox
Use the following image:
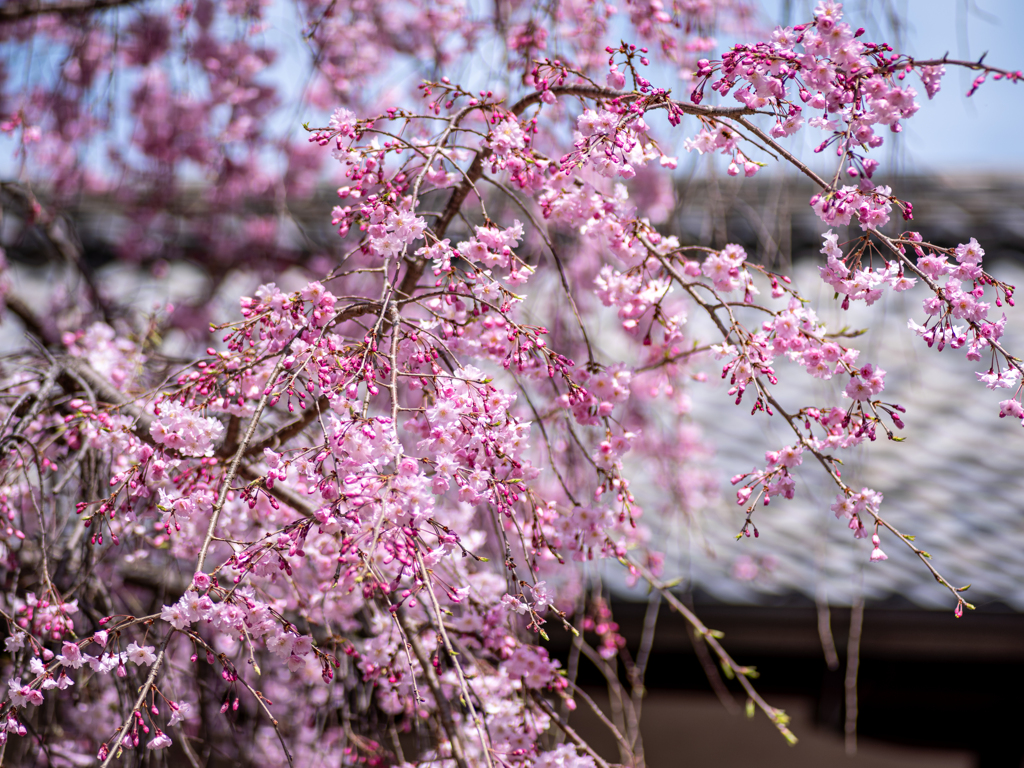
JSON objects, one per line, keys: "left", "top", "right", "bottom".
{"left": 628, "top": 558, "right": 798, "bottom": 745}
{"left": 396, "top": 611, "right": 472, "bottom": 768}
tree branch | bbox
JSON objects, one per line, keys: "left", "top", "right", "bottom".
{"left": 0, "top": 0, "right": 142, "bottom": 22}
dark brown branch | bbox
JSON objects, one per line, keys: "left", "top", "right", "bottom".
{"left": 60, "top": 354, "right": 317, "bottom": 519}
{"left": 237, "top": 464, "right": 315, "bottom": 519}
{"left": 900, "top": 54, "right": 1022, "bottom": 79}
{"left": 0, "top": 0, "right": 142, "bottom": 22}
{"left": 396, "top": 148, "right": 492, "bottom": 299}
{"left": 532, "top": 695, "right": 613, "bottom": 768}
{"left": 1, "top": 184, "right": 113, "bottom": 322}
{"left": 515, "top": 84, "right": 761, "bottom": 120}
{"left": 844, "top": 586, "right": 865, "bottom": 755}
{"left": 5, "top": 294, "right": 61, "bottom": 347}
{"left": 733, "top": 116, "right": 830, "bottom": 191}
{"left": 396, "top": 612, "right": 472, "bottom": 768}
{"left": 60, "top": 355, "right": 154, "bottom": 439}
{"left": 244, "top": 395, "right": 329, "bottom": 457}
{"left": 396, "top": 86, "right": 761, "bottom": 300}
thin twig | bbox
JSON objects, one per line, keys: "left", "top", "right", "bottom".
{"left": 99, "top": 633, "right": 173, "bottom": 768}
{"left": 396, "top": 611, "right": 472, "bottom": 768}
{"left": 627, "top": 557, "right": 796, "bottom": 744}
{"left": 532, "top": 695, "right": 612, "bottom": 768}
{"left": 845, "top": 576, "right": 865, "bottom": 755}
{"left": 197, "top": 349, "right": 294, "bottom": 574}
{"left": 414, "top": 547, "right": 495, "bottom": 768}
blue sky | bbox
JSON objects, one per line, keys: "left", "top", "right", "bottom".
{"left": 1, "top": 0, "right": 1019, "bottom": 181}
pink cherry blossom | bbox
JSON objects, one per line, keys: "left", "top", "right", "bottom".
{"left": 0, "top": 0, "right": 1018, "bottom": 762}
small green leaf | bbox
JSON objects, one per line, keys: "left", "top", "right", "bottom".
{"left": 745, "top": 699, "right": 755, "bottom": 719}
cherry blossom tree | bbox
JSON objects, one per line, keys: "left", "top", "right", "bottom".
{"left": 0, "top": 0, "right": 1019, "bottom": 765}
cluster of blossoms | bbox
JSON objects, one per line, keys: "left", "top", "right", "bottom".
{"left": 700, "top": 243, "right": 757, "bottom": 295}
{"left": 817, "top": 225, "right": 1019, "bottom": 428}
{"left": 685, "top": 0, "right": 1020, "bottom": 242}
{"left": 811, "top": 186, "right": 898, "bottom": 230}
{"left": 150, "top": 400, "right": 226, "bottom": 457}
{"left": 594, "top": 264, "right": 678, "bottom": 335}
{"left": 485, "top": 114, "right": 531, "bottom": 178}
{"left": 8, "top": 593, "right": 79, "bottom": 642}
{"left": 0, "top": 0, "right": 1019, "bottom": 764}
{"left": 732, "top": 444, "right": 803, "bottom": 513}
{"left": 568, "top": 106, "right": 673, "bottom": 180}
{"left": 364, "top": 200, "right": 429, "bottom": 259}
{"left": 683, "top": 124, "right": 762, "bottom": 176}
{"left": 453, "top": 220, "right": 527, "bottom": 273}
{"left": 830, "top": 487, "right": 884, "bottom": 542}
{"left": 818, "top": 229, "right": 912, "bottom": 306}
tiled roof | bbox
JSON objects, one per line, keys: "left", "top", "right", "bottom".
{"left": 627, "top": 260, "right": 1024, "bottom": 611}
{"left": 672, "top": 174, "right": 1024, "bottom": 266}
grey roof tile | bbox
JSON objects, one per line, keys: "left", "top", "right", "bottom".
{"left": 637, "top": 261, "right": 1024, "bottom": 611}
